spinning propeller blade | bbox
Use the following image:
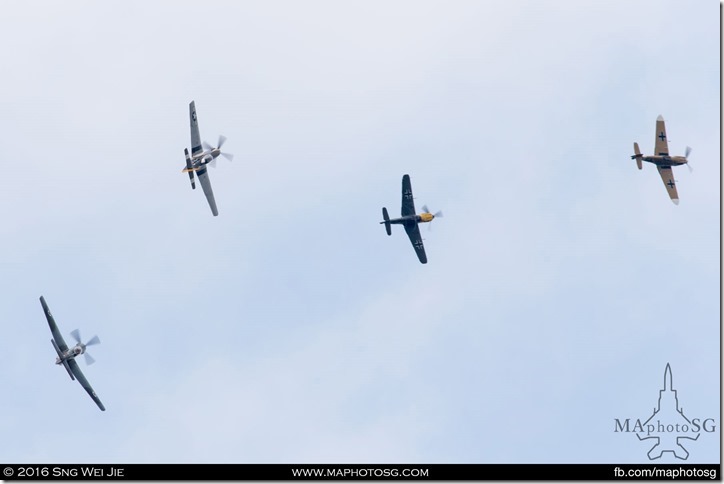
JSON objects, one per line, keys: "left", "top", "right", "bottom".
{"left": 423, "top": 205, "right": 443, "bottom": 231}
{"left": 685, "top": 146, "right": 693, "bottom": 173}
{"left": 70, "top": 329, "right": 101, "bottom": 363}
{"left": 203, "top": 136, "right": 233, "bottom": 163}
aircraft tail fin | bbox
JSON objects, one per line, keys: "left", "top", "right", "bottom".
{"left": 184, "top": 148, "right": 196, "bottom": 189}
{"left": 631, "top": 142, "right": 643, "bottom": 170}
{"left": 381, "top": 207, "right": 391, "bottom": 236}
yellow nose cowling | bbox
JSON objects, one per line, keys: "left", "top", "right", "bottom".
{"left": 420, "top": 212, "right": 434, "bottom": 223}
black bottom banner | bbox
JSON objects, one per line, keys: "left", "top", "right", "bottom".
{"left": 1, "top": 464, "right": 720, "bottom": 481}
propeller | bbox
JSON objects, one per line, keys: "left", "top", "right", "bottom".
{"left": 422, "top": 205, "right": 444, "bottom": 231}
{"left": 71, "top": 329, "right": 81, "bottom": 345}
{"left": 422, "top": 205, "right": 444, "bottom": 218}
{"left": 685, "top": 146, "right": 693, "bottom": 173}
{"left": 70, "top": 329, "right": 100, "bottom": 365}
{"left": 85, "top": 335, "right": 101, "bottom": 346}
{"left": 202, "top": 135, "right": 234, "bottom": 167}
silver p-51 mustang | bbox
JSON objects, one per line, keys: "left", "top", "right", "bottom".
{"left": 40, "top": 296, "right": 105, "bottom": 411}
{"left": 182, "top": 101, "right": 233, "bottom": 216}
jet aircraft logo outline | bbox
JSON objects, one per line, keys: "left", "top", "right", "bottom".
{"left": 636, "top": 363, "right": 700, "bottom": 460}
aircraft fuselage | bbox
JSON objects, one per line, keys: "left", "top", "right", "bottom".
{"left": 386, "top": 213, "right": 434, "bottom": 226}
{"left": 191, "top": 149, "right": 221, "bottom": 165}
{"left": 55, "top": 345, "right": 83, "bottom": 365}
{"left": 641, "top": 155, "right": 688, "bottom": 167}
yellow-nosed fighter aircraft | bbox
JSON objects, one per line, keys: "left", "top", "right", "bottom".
{"left": 380, "top": 174, "right": 442, "bottom": 264}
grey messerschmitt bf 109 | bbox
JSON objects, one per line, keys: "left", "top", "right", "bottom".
{"left": 631, "top": 115, "right": 692, "bottom": 205}
{"left": 380, "top": 174, "right": 443, "bottom": 264}
{"left": 39, "top": 296, "right": 105, "bottom": 411}
{"left": 182, "top": 101, "right": 234, "bottom": 216}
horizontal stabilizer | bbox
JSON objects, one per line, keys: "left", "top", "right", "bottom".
{"left": 184, "top": 148, "right": 196, "bottom": 189}
{"left": 51, "top": 339, "right": 75, "bottom": 381}
{"left": 61, "top": 360, "right": 75, "bottom": 380}
{"left": 382, "top": 207, "right": 391, "bottom": 236}
{"left": 632, "top": 142, "right": 643, "bottom": 170}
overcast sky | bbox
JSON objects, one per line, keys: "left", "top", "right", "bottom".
{"left": 0, "top": 0, "right": 719, "bottom": 465}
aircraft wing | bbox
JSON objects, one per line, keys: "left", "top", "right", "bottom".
{"left": 189, "top": 101, "right": 203, "bottom": 157}
{"left": 67, "top": 358, "right": 106, "bottom": 411}
{"left": 196, "top": 167, "right": 219, "bottom": 216}
{"left": 656, "top": 165, "right": 679, "bottom": 205}
{"left": 655, "top": 115, "right": 669, "bottom": 156}
{"left": 40, "top": 296, "right": 69, "bottom": 352}
{"left": 404, "top": 223, "right": 428, "bottom": 264}
{"left": 401, "top": 174, "right": 416, "bottom": 216}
